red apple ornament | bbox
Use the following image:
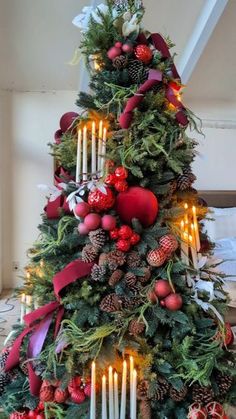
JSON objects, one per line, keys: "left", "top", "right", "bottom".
{"left": 165, "top": 293, "right": 183, "bottom": 311}
{"left": 154, "top": 280, "right": 172, "bottom": 298}
{"left": 116, "top": 186, "right": 159, "bottom": 227}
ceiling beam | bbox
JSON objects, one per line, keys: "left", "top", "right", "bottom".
{"left": 178, "top": 0, "right": 228, "bottom": 83}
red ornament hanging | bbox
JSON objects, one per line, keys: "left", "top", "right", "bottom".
{"left": 88, "top": 187, "right": 115, "bottom": 212}
{"left": 134, "top": 44, "right": 153, "bottom": 64}
{"left": 188, "top": 403, "right": 208, "bottom": 419}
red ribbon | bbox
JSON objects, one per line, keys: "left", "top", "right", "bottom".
{"left": 5, "top": 259, "right": 93, "bottom": 395}
{"left": 44, "top": 167, "right": 74, "bottom": 219}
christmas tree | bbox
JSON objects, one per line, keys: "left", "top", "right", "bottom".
{"left": 1, "top": 1, "right": 236, "bottom": 418}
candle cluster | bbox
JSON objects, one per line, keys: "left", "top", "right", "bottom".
{"left": 76, "top": 120, "right": 107, "bottom": 183}
{"left": 90, "top": 356, "right": 137, "bottom": 419}
{"left": 180, "top": 204, "right": 200, "bottom": 269}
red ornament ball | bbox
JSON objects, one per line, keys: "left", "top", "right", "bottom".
{"left": 54, "top": 129, "right": 63, "bottom": 144}
{"left": 119, "top": 225, "right": 133, "bottom": 239}
{"left": 84, "top": 213, "right": 101, "bottom": 231}
{"left": 36, "top": 415, "right": 45, "bottom": 419}
{"left": 105, "top": 173, "right": 116, "bottom": 186}
{"left": 115, "top": 180, "right": 128, "bottom": 192}
{"left": 110, "top": 228, "right": 119, "bottom": 240}
{"left": 134, "top": 44, "right": 153, "bottom": 64}
{"left": 107, "top": 46, "right": 122, "bottom": 60}
{"left": 78, "top": 223, "right": 90, "bottom": 235}
{"left": 54, "top": 388, "right": 69, "bottom": 403}
{"left": 116, "top": 239, "right": 131, "bottom": 252}
{"left": 130, "top": 232, "right": 141, "bottom": 245}
{"left": 71, "top": 389, "right": 86, "bottom": 404}
{"left": 88, "top": 187, "right": 115, "bottom": 212}
{"left": 160, "top": 300, "right": 166, "bottom": 307}
{"left": 206, "top": 402, "right": 225, "bottom": 418}
{"left": 115, "top": 41, "right": 123, "bottom": 48}
{"left": 101, "top": 215, "right": 117, "bottom": 231}
{"left": 147, "top": 247, "right": 166, "bottom": 267}
{"left": 154, "top": 280, "right": 172, "bottom": 299}
{"left": 60, "top": 112, "right": 79, "bottom": 133}
{"left": 116, "top": 186, "right": 159, "bottom": 227}
{"left": 10, "top": 413, "right": 28, "bottom": 419}
{"left": 122, "top": 43, "right": 133, "bottom": 53}
{"left": 165, "top": 293, "right": 183, "bottom": 311}
{"left": 115, "top": 166, "right": 128, "bottom": 180}
{"left": 74, "top": 202, "right": 90, "bottom": 218}
{"left": 188, "top": 403, "right": 208, "bottom": 419}
{"left": 84, "top": 383, "right": 92, "bottom": 397}
{"left": 159, "top": 234, "right": 178, "bottom": 254}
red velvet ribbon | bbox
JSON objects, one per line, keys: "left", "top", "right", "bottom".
{"left": 5, "top": 259, "right": 93, "bottom": 395}
{"left": 44, "top": 167, "right": 74, "bottom": 219}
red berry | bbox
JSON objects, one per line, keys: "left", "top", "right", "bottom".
{"left": 130, "top": 232, "right": 141, "bottom": 245}
{"left": 122, "top": 43, "right": 133, "bottom": 53}
{"left": 37, "top": 402, "right": 44, "bottom": 411}
{"left": 78, "top": 223, "right": 90, "bottom": 235}
{"left": 107, "top": 46, "right": 122, "bottom": 60}
{"left": 160, "top": 300, "right": 166, "bottom": 307}
{"left": 71, "top": 389, "right": 86, "bottom": 404}
{"left": 36, "top": 415, "right": 45, "bottom": 419}
{"left": 101, "top": 215, "right": 117, "bottom": 231}
{"left": 147, "top": 290, "right": 158, "bottom": 304}
{"left": 110, "top": 228, "right": 119, "bottom": 240}
{"left": 105, "top": 173, "right": 116, "bottom": 185}
{"left": 164, "top": 293, "right": 183, "bottom": 311}
{"left": 84, "top": 213, "right": 101, "bottom": 230}
{"left": 114, "top": 166, "right": 128, "bottom": 180}
{"left": 84, "top": 383, "right": 92, "bottom": 397}
{"left": 114, "top": 180, "right": 128, "bottom": 192}
{"left": 115, "top": 41, "right": 123, "bottom": 48}
{"left": 134, "top": 44, "right": 153, "bottom": 64}
{"left": 118, "top": 225, "right": 133, "bottom": 239}
{"left": 154, "top": 280, "right": 172, "bottom": 298}
{"left": 28, "top": 412, "right": 38, "bottom": 419}
{"left": 74, "top": 202, "right": 90, "bottom": 218}
{"left": 116, "top": 239, "right": 131, "bottom": 252}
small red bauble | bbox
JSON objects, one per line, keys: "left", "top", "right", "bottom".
{"left": 159, "top": 234, "right": 178, "bottom": 254}
{"left": 165, "top": 293, "right": 183, "bottom": 311}
{"left": 54, "top": 388, "right": 69, "bottom": 403}
{"left": 84, "top": 213, "right": 101, "bottom": 231}
{"left": 115, "top": 41, "right": 123, "bottom": 48}
{"left": 147, "top": 290, "right": 158, "bottom": 304}
{"left": 188, "top": 403, "right": 208, "bottom": 419}
{"left": 115, "top": 180, "right": 128, "bottom": 192}
{"left": 134, "top": 44, "right": 153, "bottom": 64}
{"left": 146, "top": 247, "right": 166, "bottom": 267}
{"left": 107, "top": 46, "right": 122, "bottom": 60}
{"left": 116, "top": 239, "right": 131, "bottom": 252}
{"left": 60, "top": 112, "right": 79, "bottom": 133}
{"left": 101, "top": 215, "right": 117, "bottom": 231}
{"left": 78, "top": 223, "right": 90, "bottom": 235}
{"left": 68, "top": 377, "right": 82, "bottom": 394}
{"left": 71, "top": 389, "right": 86, "bottom": 404}
{"left": 110, "top": 228, "right": 119, "bottom": 240}
{"left": 122, "top": 43, "right": 133, "bottom": 53}
{"left": 130, "top": 232, "right": 141, "bottom": 245}
{"left": 74, "top": 202, "right": 90, "bottom": 218}
{"left": 88, "top": 187, "right": 115, "bottom": 212}
{"left": 154, "top": 280, "right": 172, "bottom": 299}
{"left": 84, "top": 383, "right": 92, "bottom": 397}
{"left": 105, "top": 173, "right": 116, "bottom": 186}
{"left": 119, "top": 225, "right": 133, "bottom": 239}
{"left": 115, "top": 166, "right": 128, "bottom": 180}
{"left": 116, "top": 186, "right": 159, "bottom": 227}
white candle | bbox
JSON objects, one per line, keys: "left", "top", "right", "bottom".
{"left": 189, "top": 235, "right": 198, "bottom": 269}
{"left": 120, "top": 361, "right": 127, "bottom": 419}
{"left": 97, "top": 120, "right": 103, "bottom": 175}
{"left": 82, "top": 126, "right": 88, "bottom": 181}
{"left": 76, "top": 129, "right": 82, "bottom": 183}
{"left": 108, "top": 366, "right": 114, "bottom": 419}
{"left": 90, "top": 361, "right": 96, "bottom": 419}
{"left": 192, "top": 206, "right": 201, "bottom": 251}
{"left": 114, "top": 372, "right": 119, "bottom": 419}
{"left": 184, "top": 203, "right": 188, "bottom": 225}
{"left": 91, "top": 121, "right": 96, "bottom": 177}
{"left": 100, "top": 127, "right": 107, "bottom": 176}
{"left": 130, "top": 356, "right": 134, "bottom": 414}
{"left": 130, "top": 369, "right": 137, "bottom": 419}
{"left": 25, "top": 295, "right": 32, "bottom": 315}
{"left": 20, "top": 293, "right": 26, "bottom": 324}
{"left": 102, "top": 375, "right": 107, "bottom": 419}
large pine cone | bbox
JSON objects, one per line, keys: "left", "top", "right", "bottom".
{"left": 0, "top": 372, "right": 11, "bottom": 396}
{"left": 109, "top": 269, "right": 123, "bottom": 287}
{"left": 124, "top": 272, "right": 137, "bottom": 288}
{"left": 89, "top": 228, "right": 106, "bottom": 250}
{"left": 112, "top": 55, "right": 128, "bottom": 69}
{"left": 215, "top": 371, "right": 233, "bottom": 396}
{"left": 128, "top": 60, "right": 149, "bottom": 84}
{"left": 154, "top": 377, "right": 170, "bottom": 401}
{"left": 129, "top": 318, "right": 145, "bottom": 336}
{"left": 0, "top": 348, "right": 10, "bottom": 370}
{"left": 91, "top": 264, "right": 106, "bottom": 282}
{"left": 127, "top": 251, "right": 141, "bottom": 268}
{"left": 137, "top": 379, "right": 149, "bottom": 400}
{"left": 107, "top": 250, "right": 126, "bottom": 271}
{"left": 169, "top": 385, "right": 188, "bottom": 401}
{"left": 192, "top": 383, "right": 214, "bottom": 404}
{"left": 100, "top": 294, "right": 121, "bottom": 313}
{"left": 139, "top": 399, "right": 151, "bottom": 419}
{"left": 177, "top": 167, "right": 196, "bottom": 191}
{"left": 82, "top": 244, "right": 98, "bottom": 263}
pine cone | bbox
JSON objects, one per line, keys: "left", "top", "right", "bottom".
{"left": 109, "top": 269, "right": 123, "bottom": 287}
{"left": 139, "top": 399, "right": 151, "bottom": 419}
{"left": 0, "top": 372, "right": 11, "bottom": 395}
{"left": 215, "top": 371, "right": 233, "bottom": 396}
{"left": 108, "top": 250, "right": 126, "bottom": 270}
{"left": 124, "top": 272, "right": 137, "bottom": 288}
{"left": 192, "top": 384, "right": 214, "bottom": 404}
{"left": 168, "top": 180, "right": 177, "bottom": 195}
{"left": 137, "top": 380, "right": 149, "bottom": 400}
{"left": 128, "top": 60, "right": 149, "bottom": 84}
{"left": 169, "top": 385, "right": 187, "bottom": 401}
{"left": 39, "top": 384, "right": 55, "bottom": 402}
{"left": 112, "top": 55, "right": 128, "bottom": 69}
{"left": 91, "top": 264, "right": 106, "bottom": 282}
{"left": 154, "top": 377, "right": 170, "bottom": 401}
{"left": 120, "top": 296, "right": 142, "bottom": 310}
{"left": 99, "top": 253, "right": 108, "bottom": 266}
{"left": 0, "top": 348, "right": 10, "bottom": 369}
{"left": 139, "top": 267, "right": 151, "bottom": 284}
{"left": 89, "top": 228, "right": 106, "bottom": 250}
{"left": 129, "top": 318, "right": 145, "bottom": 336}
{"left": 82, "top": 244, "right": 98, "bottom": 263}
{"left": 127, "top": 251, "right": 141, "bottom": 268}
{"left": 177, "top": 168, "right": 196, "bottom": 191}
{"left": 100, "top": 294, "right": 121, "bottom": 313}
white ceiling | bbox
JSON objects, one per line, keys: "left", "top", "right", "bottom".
{"left": 0, "top": 0, "right": 234, "bottom": 103}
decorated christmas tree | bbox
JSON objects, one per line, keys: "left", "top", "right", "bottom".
{"left": 1, "top": 1, "right": 236, "bottom": 418}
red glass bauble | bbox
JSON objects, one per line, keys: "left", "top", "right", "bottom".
{"left": 60, "top": 112, "right": 79, "bottom": 133}
{"left": 116, "top": 186, "right": 158, "bottom": 227}
{"left": 115, "top": 166, "right": 128, "bottom": 180}
{"left": 130, "top": 232, "right": 141, "bottom": 245}
{"left": 134, "top": 44, "right": 153, "bottom": 64}
{"left": 115, "top": 180, "right": 128, "bottom": 192}
{"left": 118, "top": 225, "right": 133, "bottom": 239}
{"left": 88, "top": 187, "right": 115, "bottom": 212}
{"left": 110, "top": 228, "right": 119, "bottom": 240}
{"left": 105, "top": 173, "right": 116, "bottom": 186}
{"left": 165, "top": 293, "right": 183, "bottom": 311}
{"left": 188, "top": 403, "right": 208, "bottom": 419}
{"left": 116, "top": 239, "right": 131, "bottom": 252}
{"left": 154, "top": 280, "right": 172, "bottom": 299}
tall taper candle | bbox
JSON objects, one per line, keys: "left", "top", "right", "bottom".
{"left": 189, "top": 235, "right": 198, "bottom": 269}
{"left": 130, "top": 356, "right": 134, "bottom": 415}
{"left": 90, "top": 361, "right": 96, "bottom": 419}
{"left": 25, "top": 295, "right": 32, "bottom": 315}
{"left": 120, "top": 361, "right": 127, "bottom": 419}
{"left": 102, "top": 375, "right": 107, "bottom": 419}
{"left": 97, "top": 120, "right": 103, "bottom": 174}
{"left": 20, "top": 293, "right": 26, "bottom": 324}
{"left": 91, "top": 121, "right": 96, "bottom": 177}
{"left": 130, "top": 369, "right": 137, "bottom": 419}
{"left": 82, "top": 126, "right": 88, "bottom": 181}
{"left": 114, "top": 372, "right": 119, "bottom": 419}
{"left": 192, "top": 206, "right": 201, "bottom": 251}
{"left": 100, "top": 127, "right": 107, "bottom": 176}
{"left": 76, "top": 128, "right": 82, "bottom": 183}
{"left": 108, "top": 366, "right": 114, "bottom": 419}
